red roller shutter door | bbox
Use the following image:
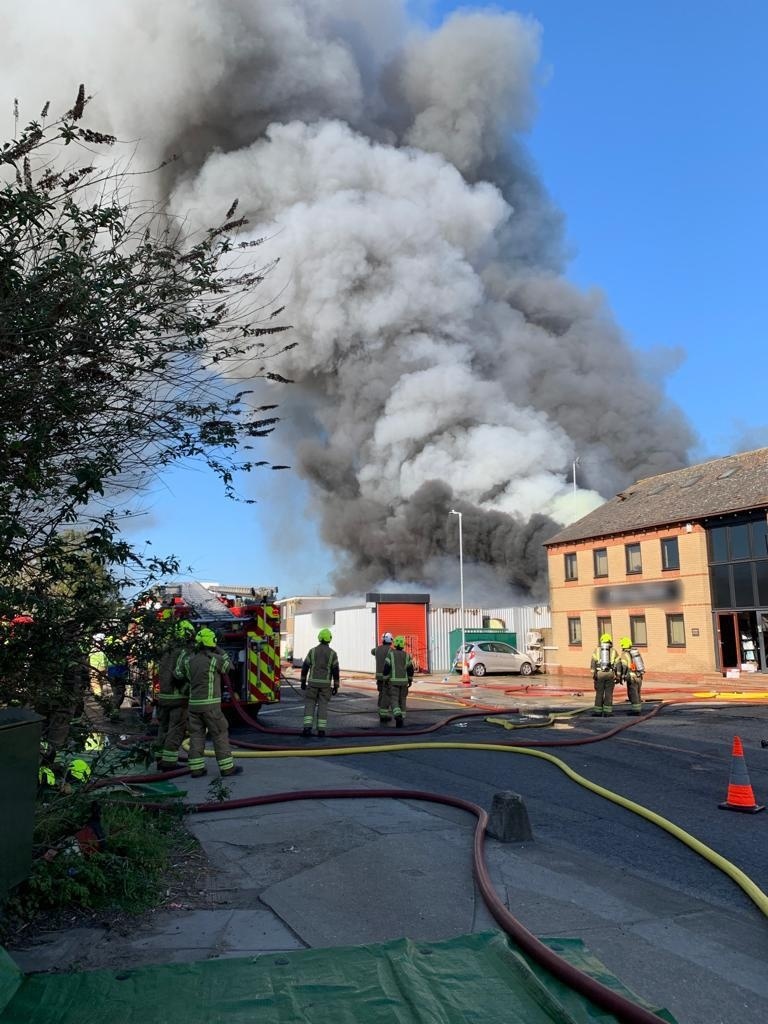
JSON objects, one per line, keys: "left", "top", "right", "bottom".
{"left": 377, "top": 604, "right": 428, "bottom": 673}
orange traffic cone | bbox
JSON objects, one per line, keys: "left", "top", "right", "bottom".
{"left": 719, "top": 736, "right": 764, "bottom": 814}
{"left": 461, "top": 656, "right": 471, "bottom": 686}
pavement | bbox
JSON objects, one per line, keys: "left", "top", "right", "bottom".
{"left": 7, "top": 673, "right": 768, "bottom": 1024}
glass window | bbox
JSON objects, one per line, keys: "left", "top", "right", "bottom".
{"left": 732, "top": 562, "right": 754, "bottom": 606}
{"left": 752, "top": 520, "right": 768, "bottom": 558}
{"left": 709, "top": 526, "right": 728, "bottom": 562}
{"left": 756, "top": 561, "right": 768, "bottom": 606}
{"left": 666, "top": 614, "right": 686, "bottom": 647}
{"left": 593, "top": 548, "right": 608, "bottom": 578}
{"left": 660, "top": 537, "right": 680, "bottom": 571}
{"left": 597, "top": 616, "right": 612, "bottom": 640}
{"left": 567, "top": 618, "right": 582, "bottom": 645}
{"left": 478, "top": 643, "right": 493, "bottom": 652}
{"left": 625, "top": 543, "right": 642, "bottom": 574}
{"left": 711, "top": 564, "right": 731, "bottom": 608}
{"left": 730, "top": 523, "right": 751, "bottom": 560}
{"left": 630, "top": 615, "right": 647, "bottom": 646}
{"left": 564, "top": 552, "right": 578, "bottom": 581}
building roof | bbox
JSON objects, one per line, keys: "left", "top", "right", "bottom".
{"left": 545, "top": 447, "right": 768, "bottom": 546}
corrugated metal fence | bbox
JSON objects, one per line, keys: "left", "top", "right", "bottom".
{"left": 294, "top": 606, "right": 377, "bottom": 674}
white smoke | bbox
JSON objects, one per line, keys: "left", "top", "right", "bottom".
{"left": 2, "top": 0, "right": 694, "bottom": 598}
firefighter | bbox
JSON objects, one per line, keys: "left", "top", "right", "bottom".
{"left": 589, "top": 633, "right": 617, "bottom": 717}
{"left": 185, "top": 627, "right": 243, "bottom": 778}
{"left": 383, "top": 635, "right": 414, "bottom": 728}
{"left": 371, "top": 631, "right": 394, "bottom": 724}
{"left": 155, "top": 619, "right": 194, "bottom": 771}
{"left": 300, "top": 628, "right": 339, "bottom": 738}
{"left": 615, "top": 637, "right": 644, "bottom": 715}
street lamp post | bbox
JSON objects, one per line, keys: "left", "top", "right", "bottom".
{"left": 449, "top": 509, "right": 467, "bottom": 682}
{"left": 572, "top": 456, "right": 580, "bottom": 495}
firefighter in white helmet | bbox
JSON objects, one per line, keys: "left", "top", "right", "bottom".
{"left": 371, "top": 631, "right": 394, "bottom": 724}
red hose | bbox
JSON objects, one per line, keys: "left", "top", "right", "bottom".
{"left": 231, "top": 690, "right": 519, "bottom": 738}
{"left": 136, "top": 786, "right": 664, "bottom": 1024}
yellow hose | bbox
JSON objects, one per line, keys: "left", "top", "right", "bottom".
{"left": 213, "top": 739, "right": 768, "bottom": 918}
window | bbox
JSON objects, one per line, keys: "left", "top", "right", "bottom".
{"left": 660, "top": 537, "right": 679, "bottom": 571}
{"left": 567, "top": 617, "right": 582, "bottom": 645}
{"left": 711, "top": 564, "right": 731, "bottom": 608}
{"left": 730, "top": 523, "right": 751, "bottom": 560}
{"left": 709, "top": 526, "right": 728, "bottom": 562}
{"left": 564, "top": 552, "right": 578, "bottom": 581}
{"left": 625, "top": 543, "right": 642, "bottom": 574}
{"left": 630, "top": 615, "right": 647, "bottom": 646}
{"left": 597, "top": 616, "right": 612, "bottom": 640}
{"left": 593, "top": 548, "right": 608, "bottom": 578}
{"left": 666, "top": 614, "right": 686, "bottom": 647}
{"left": 732, "top": 562, "right": 754, "bottom": 606}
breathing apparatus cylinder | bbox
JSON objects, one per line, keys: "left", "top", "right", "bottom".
{"left": 599, "top": 642, "right": 612, "bottom": 671}
{"left": 630, "top": 647, "right": 645, "bottom": 674}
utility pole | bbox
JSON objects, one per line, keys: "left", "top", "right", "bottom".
{"left": 450, "top": 509, "right": 468, "bottom": 684}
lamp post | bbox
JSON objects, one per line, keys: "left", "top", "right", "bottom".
{"left": 572, "top": 456, "right": 580, "bottom": 495}
{"left": 449, "top": 509, "right": 467, "bottom": 683}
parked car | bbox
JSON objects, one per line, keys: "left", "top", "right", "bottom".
{"left": 453, "top": 641, "right": 535, "bottom": 677}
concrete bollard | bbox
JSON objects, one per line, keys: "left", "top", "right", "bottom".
{"left": 487, "top": 791, "right": 533, "bottom": 843}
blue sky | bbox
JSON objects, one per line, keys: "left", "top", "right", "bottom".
{"left": 126, "top": 0, "right": 767, "bottom": 595}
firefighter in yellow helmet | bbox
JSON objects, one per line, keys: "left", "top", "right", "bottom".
{"left": 300, "top": 628, "right": 340, "bottom": 738}
{"left": 589, "top": 633, "right": 617, "bottom": 717}
{"left": 382, "top": 636, "right": 414, "bottom": 728}
{"left": 185, "top": 627, "right": 242, "bottom": 778}
{"left": 154, "top": 619, "right": 195, "bottom": 771}
{"left": 615, "top": 637, "right": 644, "bottom": 715}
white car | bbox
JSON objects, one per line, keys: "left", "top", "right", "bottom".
{"left": 453, "top": 641, "right": 535, "bottom": 677}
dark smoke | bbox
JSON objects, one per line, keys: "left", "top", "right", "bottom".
{"left": 3, "top": 1, "right": 695, "bottom": 597}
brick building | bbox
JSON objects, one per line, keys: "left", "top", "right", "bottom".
{"left": 544, "top": 448, "right": 768, "bottom": 680}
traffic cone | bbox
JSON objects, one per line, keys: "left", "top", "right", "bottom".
{"left": 461, "top": 656, "right": 471, "bottom": 686}
{"left": 719, "top": 736, "right": 765, "bottom": 814}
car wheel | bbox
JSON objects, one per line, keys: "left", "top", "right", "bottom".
{"left": 472, "top": 663, "right": 486, "bottom": 677}
{"left": 519, "top": 661, "right": 534, "bottom": 676}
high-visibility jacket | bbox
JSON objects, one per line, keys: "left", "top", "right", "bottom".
{"left": 187, "top": 647, "right": 231, "bottom": 709}
{"left": 157, "top": 643, "right": 191, "bottom": 706}
{"left": 371, "top": 643, "right": 392, "bottom": 681}
{"left": 589, "top": 647, "right": 617, "bottom": 673}
{"left": 383, "top": 648, "right": 414, "bottom": 685}
{"left": 301, "top": 643, "right": 339, "bottom": 688}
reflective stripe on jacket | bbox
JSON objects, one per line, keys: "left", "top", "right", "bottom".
{"left": 301, "top": 644, "right": 339, "bottom": 688}
{"left": 383, "top": 648, "right": 414, "bottom": 685}
{"left": 188, "top": 647, "right": 231, "bottom": 707}
{"left": 157, "top": 644, "right": 190, "bottom": 705}
{"left": 371, "top": 643, "right": 392, "bottom": 680}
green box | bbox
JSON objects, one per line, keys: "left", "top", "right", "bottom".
{"left": 449, "top": 629, "right": 518, "bottom": 669}
{"left": 0, "top": 710, "right": 42, "bottom": 902}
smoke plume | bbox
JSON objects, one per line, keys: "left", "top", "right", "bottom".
{"left": 2, "top": 1, "right": 694, "bottom": 599}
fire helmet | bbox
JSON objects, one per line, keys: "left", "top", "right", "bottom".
{"left": 318, "top": 628, "right": 333, "bottom": 643}
{"left": 382, "top": 632, "right": 393, "bottom": 644}
{"left": 600, "top": 634, "right": 612, "bottom": 644}
{"left": 620, "top": 637, "right": 632, "bottom": 649}
{"left": 176, "top": 619, "right": 195, "bottom": 639}
{"left": 196, "top": 627, "right": 218, "bottom": 648}
{"left": 393, "top": 635, "right": 406, "bottom": 649}
{"left": 68, "top": 758, "right": 92, "bottom": 783}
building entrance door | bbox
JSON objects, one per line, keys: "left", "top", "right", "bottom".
{"left": 717, "top": 613, "right": 739, "bottom": 673}
{"left": 757, "top": 612, "right": 768, "bottom": 672}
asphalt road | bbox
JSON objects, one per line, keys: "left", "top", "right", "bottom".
{"left": 243, "top": 686, "right": 768, "bottom": 909}
{"left": 241, "top": 684, "right": 768, "bottom": 1023}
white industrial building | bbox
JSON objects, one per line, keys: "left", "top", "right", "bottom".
{"left": 290, "top": 596, "right": 551, "bottom": 676}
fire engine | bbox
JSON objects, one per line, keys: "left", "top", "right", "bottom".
{"left": 155, "top": 581, "right": 281, "bottom": 717}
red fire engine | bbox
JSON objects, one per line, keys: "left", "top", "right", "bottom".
{"left": 155, "top": 581, "right": 281, "bottom": 717}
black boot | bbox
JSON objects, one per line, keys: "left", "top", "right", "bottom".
{"left": 317, "top": 729, "right": 326, "bottom": 738}
{"left": 220, "top": 765, "right": 244, "bottom": 777}
{"left": 301, "top": 726, "right": 312, "bottom": 738}
{"left": 395, "top": 717, "right": 404, "bottom": 728}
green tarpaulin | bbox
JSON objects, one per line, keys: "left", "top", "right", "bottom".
{"left": 0, "top": 931, "right": 675, "bottom": 1023}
